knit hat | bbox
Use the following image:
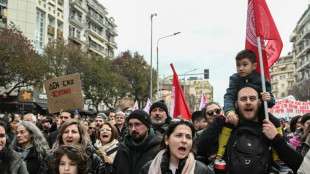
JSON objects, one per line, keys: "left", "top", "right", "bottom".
{"left": 149, "top": 100, "right": 169, "bottom": 117}
{"left": 127, "top": 110, "right": 151, "bottom": 129}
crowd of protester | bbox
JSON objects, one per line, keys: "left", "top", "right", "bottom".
{"left": 1, "top": 49, "right": 310, "bottom": 174}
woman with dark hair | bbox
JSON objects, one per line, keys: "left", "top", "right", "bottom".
{"left": 289, "top": 115, "right": 303, "bottom": 150}
{"left": 39, "top": 119, "right": 107, "bottom": 174}
{"left": 141, "top": 119, "right": 210, "bottom": 174}
{"left": 0, "top": 120, "right": 29, "bottom": 174}
{"left": 95, "top": 122, "right": 119, "bottom": 173}
{"left": 11, "top": 121, "right": 50, "bottom": 174}
{"left": 51, "top": 145, "right": 89, "bottom": 174}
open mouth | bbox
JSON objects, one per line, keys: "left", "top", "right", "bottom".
{"left": 245, "top": 108, "right": 253, "bottom": 112}
{"left": 178, "top": 147, "right": 186, "bottom": 153}
{"left": 66, "top": 140, "right": 73, "bottom": 144}
{"left": 102, "top": 135, "right": 109, "bottom": 138}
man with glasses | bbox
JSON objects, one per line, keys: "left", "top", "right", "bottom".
{"left": 197, "top": 86, "right": 303, "bottom": 173}
{"left": 112, "top": 109, "right": 161, "bottom": 174}
{"left": 114, "top": 111, "right": 127, "bottom": 141}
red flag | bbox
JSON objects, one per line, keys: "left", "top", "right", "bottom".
{"left": 245, "top": 0, "right": 283, "bottom": 81}
{"left": 169, "top": 64, "right": 192, "bottom": 120}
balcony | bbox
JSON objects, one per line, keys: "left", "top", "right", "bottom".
{"left": 290, "top": 32, "right": 297, "bottom": 42}
{"left": 48, "top": 25, "right": 55, "bottom": 35}
{"left": 88, "top": 27, "right": 107, "bottom": 42}
{"left": 271, "top": 80, "right": 278, "bottom": 84}
{"left": 69, "top": 15, "right": 87, "bottom": 28}
{"left": 87, "top": 13, "right": 105, "bottom": 28}
{"left": 89, "top": 40, "right": 107, "bottom": 56}
{"left": 57, "top": 30, "right": 63, "bottom": 38}
{"left": 88, "top": 0, "right": 107, "bottom": 16}
{"left": 296, "top": 60, "right": 310, "bottom": 72}
{"left": 69, "top": 0, "right": 88, "bottom": 12}
{"left": 295, "top": 44, "right": 310, "bottom": 59}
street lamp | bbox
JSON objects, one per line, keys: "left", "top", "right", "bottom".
{"left": 150, "top": 13, "right": 157, "bottom": 102}
{"left": 183, "top": 68, "right": 198, "bottom": 95}
{"left": 156, "top": 32, "right": 181, "bottom": 99}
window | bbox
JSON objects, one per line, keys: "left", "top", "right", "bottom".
{"left": 281, "top": 92, "right": 285, "bottom": 98}
{"left": 281, "top": 84, "right": 285, "bottom": 88}
{"left": 280, "top": 75, "right": 286, "bottom": 80}
{"left": 35, "top": 10, "right": 44, "bottom": 53}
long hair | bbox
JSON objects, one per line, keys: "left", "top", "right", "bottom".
{"left": 51, "top": 145, "right": 89, "bottom": 174}
{"left": 95, "top": 122, "right": 118, "bottom": 144}
{"left": 52, "top": 119, "right": 90, "bottom": 152}
{"left": 11, "top": 121, "right": 50, "bottom": 161}
{"left": 159, "top": 119, "right": 197, "bottom": 156}
{"left": 202, "top": 102, "right": 222, "bottom": 117}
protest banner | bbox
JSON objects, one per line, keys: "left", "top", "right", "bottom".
{"left": 44, "top": 73, "right": 84, "bottom": 113}
{"left": 269, "top": 95, "right": 310, "bottom": 119}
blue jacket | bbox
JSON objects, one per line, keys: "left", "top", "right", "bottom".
{"left": 224, "top": 71, "right": 275, "bottom": 114}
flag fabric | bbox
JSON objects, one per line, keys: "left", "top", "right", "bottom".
{"left": 245, "top": 0, "right": 283, "bottom": 81}
{"left": 143, "top": 98, "right": 152, "bottom": 114}
{"left": 169, "top": 64, "right": 192, "bottom": 120}
{"left": 133, "top": 100, "right": 139, "bottom": 111}
{"left": 199, "top": 92, "right": 208, "bottom": 111}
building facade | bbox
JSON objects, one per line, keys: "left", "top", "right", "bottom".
{"left": 1, "top": 0, "right": 117, "bottom": 57}
{"left": 270, "top": 54, "right": 295, "bottom": 99}
{"left": 290, "top": 5, "right": 310, "bottom": 86}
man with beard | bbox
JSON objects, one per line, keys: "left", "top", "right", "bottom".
{"left": 112, "top": 110, "right": 161, "bottom": 174}
{"left": 198, "top": 86, "right": 303, "bottom": 173}
{"left": 149, "top": 100, "right": 171, "bottom": 136}
{"left": 41, "top": 117, "right": 52, "bottom": 139}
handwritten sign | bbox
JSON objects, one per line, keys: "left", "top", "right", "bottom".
{"left": 269, "top": 96, "right": 310, "bottom": 118}
{"left": 44, "top": 73, "right": 84, "bottom": 113}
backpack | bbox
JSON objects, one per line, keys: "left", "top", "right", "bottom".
{"left": 225, "top": 124, "right": 272, "bottom": 174}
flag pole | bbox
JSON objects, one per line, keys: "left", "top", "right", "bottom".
{"left": 256, "top": 36, "right": 269, "bottom": 120}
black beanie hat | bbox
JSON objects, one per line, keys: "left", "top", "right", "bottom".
{"left": 127, "top": 110, "right": 151, "bottom": 129}
{"left": 149, "top": 100, "right": 169, "bottom": 116}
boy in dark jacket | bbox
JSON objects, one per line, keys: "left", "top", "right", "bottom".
{"left": 217, "top": 49, "right": 282, "bottom": 162}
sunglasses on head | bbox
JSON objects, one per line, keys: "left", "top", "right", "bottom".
{"left": 206, "top": 108, "right": 221, "bottom": 116}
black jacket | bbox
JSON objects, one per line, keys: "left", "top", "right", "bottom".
{"left": 47, "top": 129, "right": 59, "bottom": 149}
{"left": 23, "top": 147, "right": 42, "bottom": 174}
{"left": 197, "top": 116, "right": 303, "bottom": 174}
{"left": 39, "top": 144, "right": 107, "bottom": 174}
{"left": 224, "top": 71, "right": 275, "bottom": 114}
{"left": 111, "top": 129, "right": 161, "bottom": 174}
{"left": 140, "top": 159, "right": 211, "bottom": 174}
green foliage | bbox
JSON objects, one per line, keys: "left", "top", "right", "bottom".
{"left": 0, "top": 22, "right": 46, "bottom": 95}
{"left": 113, "top": 50, "right": 157, "bottom": 106}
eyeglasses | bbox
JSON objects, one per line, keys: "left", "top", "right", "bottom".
{"left": 99, "top": 128, "right": 112, "bottom": 132}
{"left": 89, "top": 127, "right": 96, "bottom": 130}
{"left": 206, "top": 108, "right": 221, "bottom": 116}
{"left": 128, "top": 123, "right": 143, "bottom": 129}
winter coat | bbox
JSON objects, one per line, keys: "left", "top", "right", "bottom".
{"left": 298, "top": 148, "right": 310, "bottom": 174}
{"left": 47, "top": 129, "right": 59, "bottom": 149}
{"left": 111, "top": 128, "right": 161, "bottom": 174}
{"left": 115, "top": 124, "right": 128, "bottom": 142}
{"left": 151, "top": 116, "right": 172, "bottom": 137}
{"left": 198, "top": 116, "right": 303, "bottom": 174}
{"left": 39, "top": 144, "right": 107, "bottom": 174}
{"left": 0, "top": 147, "right": 29, "bottom": 174}
{"left": 23, "top": 147, "right": 42, "bottom": 174}
{"left": 95, "top": 138, "right": 119, "bottom": 174}
{"left": 140, "top": 150, "right": 211, "bottom": 174}
{"left": 301, "top": 133, "right": 310, "bottom": 157}
{"left": 224, "top": 71, "right": 275, "bottom": 114}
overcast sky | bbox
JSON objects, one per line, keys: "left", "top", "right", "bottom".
{"left": 99, "top": 0, "right": 308, "bottom": 106}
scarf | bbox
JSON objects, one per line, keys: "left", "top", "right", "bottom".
{"left": 148, "top": 149, "right": 196, "bottom": 174}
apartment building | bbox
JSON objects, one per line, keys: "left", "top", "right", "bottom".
{"left": 270, "top": 54, "right": 295, "bottom": 99}
{"left": 290, "top": 5, "right": 310, "bottom": 86}
{"left": 1, "top": 0, "right": 117, "bottom": 57}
